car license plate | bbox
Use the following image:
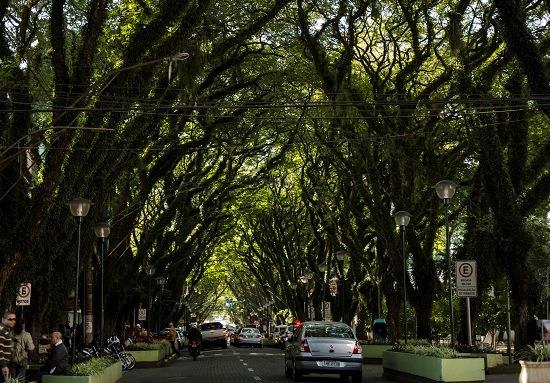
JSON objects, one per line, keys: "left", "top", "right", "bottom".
{"left": 320, "top": 360, "right": 341, "bottom": 368}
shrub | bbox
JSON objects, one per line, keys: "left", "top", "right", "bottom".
{"left": 126, "top": 342, "right": 164, "bottom": 351}
{"left": 453, "top": 343, "right": 496, "bottom": 354}
{"left": 391, "top": 343, "right": 459, "bottom": 359}
{"left": 71, "top": 357, "right": 113, "bottom": 376}
{"left": 517, "top": 343, "right": 550, "bottom": 362}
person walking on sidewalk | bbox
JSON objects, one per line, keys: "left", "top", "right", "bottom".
{"left": 167, "top": 322, "right": 181, "bottom": 357}
{"left": 0, "top": 311, "right": 16, "bottom": 382}
{"left": 12, "top": 318, "right": 35, "bottom": 381}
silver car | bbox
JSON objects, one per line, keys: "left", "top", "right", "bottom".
{"left": 284, "top": 321, "right": 363, "bottom": 382}
{"left": 235, "top": 327, "right": 263, "bottom": 348}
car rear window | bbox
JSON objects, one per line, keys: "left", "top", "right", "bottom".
{"left": 200, "top": 322, "right": 223, "bottom": 331}
{"left": 304, "top": 324, "right": 354, "bottom": 338}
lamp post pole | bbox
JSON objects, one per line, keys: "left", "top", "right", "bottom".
{"left": 318, "top": 263, "right": 327, "bottom": 320}
{"left": 69, "top": 198, "right": 91, "bottom": 363}
{"left": 94, "top": 223, "right": 110, "bottom": 356}
{"left": 146, "top": 266, "right": 155, "bottom": 340}
{"left": 335, "top": 251, "right": 349, "bottom": 323}
{"left": 435, "top": 180, "right": 457, "bottom": 346}
{"left": 156, "top": 277, "right": 166, "bottom": 333}
{"left": 394, "top": 211, "right": 411, "bottom": 344}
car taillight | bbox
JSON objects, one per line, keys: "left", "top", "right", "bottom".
{"left": 353, "top": 341, "right": 361, "bottom": 354}
{"left": 299, "top": 339, "right": 310, "bottom": 352}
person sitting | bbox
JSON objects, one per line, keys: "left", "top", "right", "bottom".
{"left": 31, "top": 332, "right": 69, "bottom": 383}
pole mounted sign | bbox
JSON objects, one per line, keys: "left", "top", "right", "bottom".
{"left": 138, "top": 308, "right": 146, "bottom": 321}
{"left": 456, "top": 261, "right": 477, "bottom": 297}
{"left": 16, "top": 283, "right": 31, "bottom": 306}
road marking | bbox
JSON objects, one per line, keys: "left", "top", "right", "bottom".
{"left": 243, "top": 363, "right": 248, "bottom": 366}
{"left": 253, "top": 377, "right": 261, "bottom": 381}
{"left": 248, "top": 368, "right": 254, "bottom": 372}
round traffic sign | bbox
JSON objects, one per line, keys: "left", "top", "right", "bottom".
{"left": 458, "top": 263, "right": 473, "bottom": 278}
{"left": 18, "top": 284, "right": 31, "bottom": 298}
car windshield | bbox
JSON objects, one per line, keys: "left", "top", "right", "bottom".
{"left": 304, "top": 324, "right": 354, "bottom": 339}
{"left": 200, "top": 322, "right": 223, "bottom": 331}
{"left": 241, "top": 328, "right": 259, "bottom": 334}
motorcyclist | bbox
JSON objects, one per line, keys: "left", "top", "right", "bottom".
{"left": 187, "top": 323, "right": 202, "bottom": 350}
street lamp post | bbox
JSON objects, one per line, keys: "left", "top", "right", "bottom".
{"left": 546, "top": 211, "right": 550, "bottom": 320}
{"left": 318, "top": 263, "right": 327, "bottom": 320}
{"left": 69, "top": 197, "right": 92, "bottom": 363}
{"left": 93, "top": 223, "right": 110, "bottom": 356}
{"left": 394, "top": 211, "right": 411, "bottom": 344}
{"left": 156, "top": 276, "right": 166, "bottom": 333}
{"left": 299, "top": 275, "right": 310, "bottom": 319}
{"left": 146, "top": 265, "right": 155, "bottom": 339}
{"left": 435, "top": 180, "right": 457, "bottom": 345}
{"left": 335, "top": 251, "right": 349, "bottom": 322}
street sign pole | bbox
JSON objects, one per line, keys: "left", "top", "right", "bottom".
{"left": 466, "top": 297, "right": 472, "bottom": 345}
{"left": 456, "top": 261, "right": 477, "bottom": 346}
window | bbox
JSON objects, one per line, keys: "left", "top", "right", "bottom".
{"left": 200, "top": 322, "right": 223, "bottom": 331}
{"left": 304, "top": 324, "right": 354, "bottom": 338}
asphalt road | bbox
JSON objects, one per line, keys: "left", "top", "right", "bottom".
{"left": 117, "top": 345, "right": 519, "bottom": 383}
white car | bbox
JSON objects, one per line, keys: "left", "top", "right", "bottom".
{"left": 235, "top": 327, "right": 263, "bottom": 348}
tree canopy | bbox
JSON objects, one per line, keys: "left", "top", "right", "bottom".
{"left": 0, "top": 0, "right": 549, "bottom": 347}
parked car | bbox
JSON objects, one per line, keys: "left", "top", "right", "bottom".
{"left": 234, "top": 327, "right": 263, "bottom": 348}
{"left": 200, "top": 321, "right": 228, "bottom": 349}
{"left": 284, "top": 321, "right": 363, "bottom": 382}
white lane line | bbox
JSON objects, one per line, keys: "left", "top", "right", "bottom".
{"left": 253, "top": 377, "right": 261, "bottom": 381}
{"left": 243, "top": 363, "right": 248, "bottom": 366}
{"left": 248, "top": 368, "right": 254, "bottom": 372}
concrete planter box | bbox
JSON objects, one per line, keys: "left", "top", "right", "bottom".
{"left": 519, "top": 360, "right": 550, "bottom": 383}
{"left": 127, "top": 349, "right": 165, "bottom": 362}
{"left": 458, "top": 353, "right": 503, "bottom": 370}
{"left": 43, "top": 361, "right": 122, "bottom": 383}
{"left": 363, "top": 345, "right": 393, "bottom": 360}
{"left": 383, "top": 351, "right": 485, "bottom": 382}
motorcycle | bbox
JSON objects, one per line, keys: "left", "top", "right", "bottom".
{"left": 189, "top": 340, "right": 200, "bottom": 361}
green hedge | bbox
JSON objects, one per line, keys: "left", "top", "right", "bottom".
{"left": 71, "top": 358, "right": 113, "bottom": 376}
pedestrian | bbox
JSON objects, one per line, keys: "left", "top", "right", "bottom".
{"left": 31, "top": 331, "right": 69, "bottom": 383}
{"left": 12, "top": 318, "right": 35, "bottom": 381}
{"left": 0, "top": 311, "right": 16, "bottom": 383}
{"left": 167, "top": 322, "right": 181, "bottom": 357}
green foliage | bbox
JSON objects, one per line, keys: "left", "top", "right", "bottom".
{"left": 517, "top": 343, "right": 550, "bottom": 362}
{"left": 126, "top": 342, "right": 164, "bottom": 351}
{"left": 453, "top": 343, "right": 497, "bottom": 354}
{"left": 70, "top": 357, "right": 113, "bottom": 376}
{"left": 391, "top": 344, "right": 460, "bottom": 359}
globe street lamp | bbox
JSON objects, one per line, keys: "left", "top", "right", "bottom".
{"left": 156, "top": 276, "right": 166, "bottom": 333}
{"left": 146, "top": 265, "right": 155, "bottom": 339}
{"left": 394, "top": 211, "right": 411, "bottom": 344}
{"left": 93, "top": 223, "right": 110, "bottom": 356}
{"left": 435, "top": 180, "right": 457, "bottom": 345}
{"left": 69, "top": 197, "right": 91, "bottom": 363}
